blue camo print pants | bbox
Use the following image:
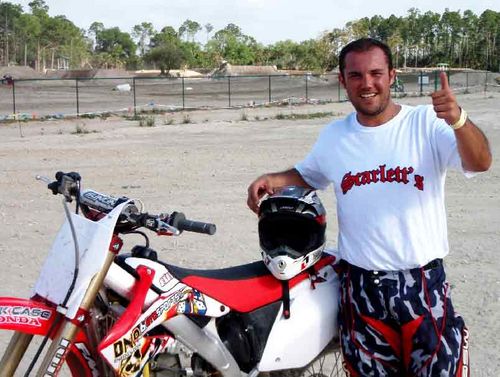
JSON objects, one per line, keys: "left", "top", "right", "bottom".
{"left": 338, "top": 260, "right": 470, "bottom": 377}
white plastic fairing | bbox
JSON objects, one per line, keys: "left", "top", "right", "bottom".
{"left": 122, "top": 257, "right": 230, "bottom": 318}
{"left": 103, "top": 262, "right": 160, "bottom": 308}
{"left": 33, "top": 201, "right": 130, "bottom": 319}
{"left": 123, "top": 257, "right": 180, "bottom": 293}
{"left": 258, "top": 263, "right": 340, "bottom": 371}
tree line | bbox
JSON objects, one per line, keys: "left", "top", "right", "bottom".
{"left": 0, "top": 1, "right": 498, "bottom": 74}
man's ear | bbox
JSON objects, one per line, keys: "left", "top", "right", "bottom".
{"left": 338, "top": 72, "right": 346, "bottom": 89}
{"left": 389, "top": 69, "right": 396, "bottom": 86}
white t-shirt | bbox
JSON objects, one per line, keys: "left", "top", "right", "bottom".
{"left": 295, "top": 104, "right": 470, "bottom": 271}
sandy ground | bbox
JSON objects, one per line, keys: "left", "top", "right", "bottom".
{"left": 0, "top": 92, "right": 498, "bottom": 376}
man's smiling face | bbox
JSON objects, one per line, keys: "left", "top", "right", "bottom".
{"left": 339, "top": 47, "right": 397, "bottom": 126}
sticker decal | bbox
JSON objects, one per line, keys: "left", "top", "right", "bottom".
{"left": 0, "top": 305, "right": 52, "bottom": 327}
{"left": 158, "top": 271, "right": 174, "bottom": 287}
{"left": 178, "top": 290, "right": 207, "bottom": 315}
{"left": 44, "top": 338, "right": 70, "bottom": 376}
{"left": 75, "top": 343, "right": 99, "bottom": 377}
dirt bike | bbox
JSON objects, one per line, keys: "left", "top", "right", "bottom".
{"left": 0, "top": 172, "right": 343, "bottom": 376}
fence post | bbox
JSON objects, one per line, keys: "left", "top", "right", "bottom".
{"left": 305, "top": 74, "right": 309, "bottom": 102}
{"left": 76, "top": 78, "right": 80, "bottom": 117}
{"left": 434, "top": 71, "right": 438, "bottom": 92}
{"left": 268, "top": 76, "right": 272, "bottom": 104}
{"left": 466, "top": 71, "right": 469, "bottom": 93}
{"left": 182, "top": 77, "right": 186, "bottom": 109}
{"left": 419, "top": 71, "right": 423, "bottom": 96}
{"left": 228, "top": 76, "right": 231, "bottom": 107}
{"left": 133, "top": 77, "right": 137, "bottom": 117}
{"left": 484, "top": 71, "right": 488, "bottom": 93}
{"left": 337, "top": 81, "right": 341, "bottom": 102}
{"left": 12, "top": 80, "right": 16, "bottom": 115}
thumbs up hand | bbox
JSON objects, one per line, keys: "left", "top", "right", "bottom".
{"left": 431, "top": 71, "right": 461, "bottom": 125}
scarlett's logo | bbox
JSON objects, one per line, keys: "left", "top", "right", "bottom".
{"left": 341, "top": 165, "right": 424, "bottom": 194}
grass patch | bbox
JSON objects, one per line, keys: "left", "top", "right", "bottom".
{"left": 164, "top": 117, "right": 175, "bottom": 125}
{"left": 125, "top": 114, "right": 143, "bottom": 121}
{"left": 273, "top": 111, "right": 336, "bottom": 120}
{"left": 139, "top": 116, "right": 155, "bottom": 127}
{"left": 79, "top": 113, "right": 97, "bottom": 119}
{"left": 141, "top": 108, "right": 167, "bottom": 115}
{"left": 240, "top": 111, "right": 248, "bottom": 121}
{"left": 79, "top": 112, "right": 111, "bottom": 120}
{"left": 71, "top": 124, "right": 95, "bottom": 134}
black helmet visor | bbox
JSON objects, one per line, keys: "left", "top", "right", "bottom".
{"left": 259, "top": 213, "right": 324, "bottom": 256}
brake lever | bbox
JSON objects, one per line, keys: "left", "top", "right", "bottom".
{"left": 35, "top": 175, "right": 51, "bottom": 184}
{"left": 156, "top": 219, "right": 181, "bottom": 236}
{"left": 137, "top": 213, "right": 181, "bottom": 236}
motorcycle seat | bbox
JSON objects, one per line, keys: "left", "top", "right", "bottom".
{"left": 163, "top": 255, "right": 335, "bottom": 313}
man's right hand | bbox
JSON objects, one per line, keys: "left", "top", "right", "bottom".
{"left": 247, "top": 174, "right": 274, "bottom": 214}
{"left": 246, "top": 169, "right": 312, "bottom": 214}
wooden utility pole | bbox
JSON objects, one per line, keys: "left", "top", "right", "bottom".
{"left": 5, "top": 14, "right": 9, "bottom": 66}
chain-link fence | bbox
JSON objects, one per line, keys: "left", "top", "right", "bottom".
{"left": 0, "top": 70, "right": 497, "bottom": 121}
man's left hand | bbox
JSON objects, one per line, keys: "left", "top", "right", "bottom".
{"left": 431, "top": 71, "right": 461, "bottom": 125}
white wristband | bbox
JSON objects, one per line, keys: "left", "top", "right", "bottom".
{"left": 450, "top": 108, "right": 467, "bottom": 130}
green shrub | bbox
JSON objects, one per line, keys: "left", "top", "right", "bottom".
{"left": 139, "top": 116, "right": 155, "bottom": 127}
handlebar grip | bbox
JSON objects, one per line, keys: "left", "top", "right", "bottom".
{"left": 177, "top": 219, "right": 216, "bottom": 235}
{"left": 169, "top": 212, "right": 216, "bottom": 235}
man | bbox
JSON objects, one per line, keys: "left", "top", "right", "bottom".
{"left": 247, "top": 38, "right": 491, "bottom": 376}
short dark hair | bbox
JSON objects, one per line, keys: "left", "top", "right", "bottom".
{"left": 339, "top": 38, "right": 393, "bottom": 76}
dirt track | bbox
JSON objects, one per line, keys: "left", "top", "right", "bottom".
{"left": 0, "top": 92, "right": 498, "bottom": 376}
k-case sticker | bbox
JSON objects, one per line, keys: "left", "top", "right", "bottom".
{"left": 0, "top": 305, "right": 52, "bottom": 327}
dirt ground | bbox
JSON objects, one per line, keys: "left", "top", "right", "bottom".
{"left": 0, "top": 92, "right": 498, "bottom": 376}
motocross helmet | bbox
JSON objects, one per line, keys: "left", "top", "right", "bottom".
{"left": 258, "top": 186, "right": 326, "bottom": 280}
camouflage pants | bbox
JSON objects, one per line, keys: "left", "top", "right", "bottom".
{"left": 338, "top": 260, "right": 470, "bottom": 376}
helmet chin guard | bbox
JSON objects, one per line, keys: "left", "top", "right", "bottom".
{"left": 262, "top": 246, "right": 325, "bottom": 280}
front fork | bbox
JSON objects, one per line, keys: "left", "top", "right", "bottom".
{"left": 0, "top": 247, "right": 119, "bottom": 377}
{"left": 35, "top": 249, "right": 118, "bottom": 377}
{"left": 0, "top": 332, "right": 34, "bottom": 376}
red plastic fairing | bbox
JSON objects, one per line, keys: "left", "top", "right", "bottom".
{"left": 98, "top": 265, "right": 155, "bottom": 351}
{"left": 68, "top": 342, "right": 100, "bottom": 377}
{"left": 182, "top": 255, "right": 336, "bottom": 312}
{"left": 0, "top": 297, "right": 57, "bottom": 335}
{"left": 0, "top": 297, "right": 97, "bottom": 376}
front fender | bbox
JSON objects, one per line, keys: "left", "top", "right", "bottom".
{"left": 0, "top": 297, "right": 56, "bottom": 336}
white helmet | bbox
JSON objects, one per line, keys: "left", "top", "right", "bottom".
{"left": 258, "top": 186, "right": 326, "bottom": 280}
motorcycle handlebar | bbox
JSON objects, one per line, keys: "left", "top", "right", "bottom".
{"left": 48, "top": 173, "right": 216, "bottom": 236}
{"left": 168, "top": 212, "right": 216, "bottom": 235}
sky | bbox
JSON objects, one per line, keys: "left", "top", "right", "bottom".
{"left": 10, "top": 0, "right": 500, "bottom": 45}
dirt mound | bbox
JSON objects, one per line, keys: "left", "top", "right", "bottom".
{"left": 134, "top": 69, "right": 204, "bottom": 78}
{"left": 210, "top": 62, "right": 280, "bottom": 77}
{"left": 94, "top": 69, "right": 133, "bottom": 78}
{"left": 44, "top": 69, "right": 133, "bottom": 79}
{"left": 45, "top": 69, "right": 97, "bottom": 79}
{"left": 0, "top": 66, "right": 43, "bottom": 79}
